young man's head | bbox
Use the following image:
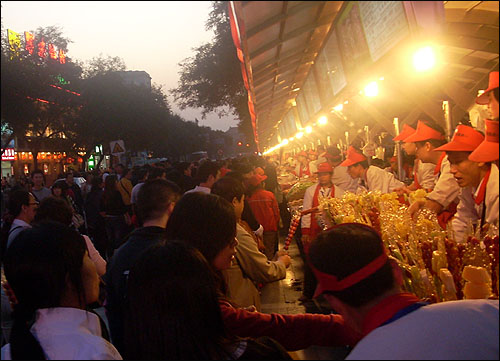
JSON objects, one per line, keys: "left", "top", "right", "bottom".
{"left": 404, "top": 120, "right": 446, "bottom": 163}
{"left": 341, "top": 146, "right": 368, "bottom": 179}
{"left": 476, "top": 71, "right": 499, "bottom": 119}
{"left": 8, "top": 189, "right": 38, "bottom": 223}
{"left": 434, "top": 125, "right": 486, "bottom": 188}
{"left": 136, "top": 178, "right": 181, "bottom": 227}
{"left": 309, "top": 223, "right": 398, "bottom": 322}
{"left": 314, "top": 162, "right": 334, "bottom": 187}
{"left": 195, "top": 160, "right": 221, "bottom": 188}
{"left": 31, "top": 170, "right": 45, "bottom": 188}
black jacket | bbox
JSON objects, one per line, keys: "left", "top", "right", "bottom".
{"left": 103, "top": 226, "right": 166, "bottom": 353}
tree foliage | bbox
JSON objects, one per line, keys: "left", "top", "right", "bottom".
{"left": 171, "top": 1, "right": 253, "bottom": 142}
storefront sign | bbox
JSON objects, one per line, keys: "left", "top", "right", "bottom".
{"left": 1, "top": 148, "right": 16, "bottom": 161}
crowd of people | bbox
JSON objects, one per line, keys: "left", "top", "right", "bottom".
{"left": 0, "top": 72, "right": 498, "bottom": 359}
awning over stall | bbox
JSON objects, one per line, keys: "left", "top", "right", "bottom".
{"left": 229, "top": 1, "right": 499, "bottom": 152}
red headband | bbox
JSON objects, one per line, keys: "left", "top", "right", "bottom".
{"left": 312, "top": 253, "right": 388, "bottom": 293}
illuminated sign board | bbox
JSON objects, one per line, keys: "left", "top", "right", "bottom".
{"left": 2, "top": 149, "right": 16, "bottom": 161}
{"left": 6, "top": 29, "right": 67, "bottom": 64}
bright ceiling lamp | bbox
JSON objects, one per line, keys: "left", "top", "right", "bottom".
{"left": 413, "top": 46, "right": 436, "bottom": 72}
{"left": 305, "top": 126, "right": 312, "bottom": 134}
{"left": 364, "top": 81, "right": 379, "bottom": 97}
{"left": 333, "top": 104, "right": 343, "bottom": 112}
{"left": 318, "top": 116, "right": 328, "bottom": 125}
{"left": 296, "top": 131, "right": 304, "bottom": 139}
{"left": 282, "top": 139, "right": 289, "bottom": 145}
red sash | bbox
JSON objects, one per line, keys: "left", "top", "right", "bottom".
{"left": 474, "top": 168, "right": 491, "bottom": 206}
{"left": 434, "top": 152, "right": 446, "bottom": 176}
{"left": 306, "top": 184, "right": 334, "bottom": 253}
{"left": 299, "top": 164, "right": 311, "bottom": 178}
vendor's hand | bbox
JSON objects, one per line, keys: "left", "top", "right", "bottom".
{"left": 277, "top": 254, "right": 291, "bottom": 268}
{"left": 408, "top": 199, "right": 425, "bottom": 220}
{"left": 394, "top": 186, "right": 410, "bottom": 196}
{"left": 275, "top": 250, "right": 289, "bottom": 258}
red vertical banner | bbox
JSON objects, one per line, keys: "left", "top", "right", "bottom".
{"left": 25, "top": 31, "right": 35, "bottom": 55}
{"left": 48, "top": 44, "right": 57, "bottom": 60}
{"left": 59, "top": 49, "right": 66, "bottom": 64}
{"left": 37, "top": 38, "right": 46, "bottom": 58}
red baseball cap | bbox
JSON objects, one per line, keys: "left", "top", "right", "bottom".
{"left": 248, "top": 173, "right": 267, "bottom": 186}
{"left": 340, "top": 146, "right": 367, "bottom": 167}
{"left": 393, "top": 124, "right": 416, "bottom": 141}
{"left": 476, "top": 71, "right": 499, "bottom": 105}
{"left": 314, "top": 162, "right": 333, "bottom": 173}
{"left": 297, "top": 151, "right": 308, "bottom": 158}
{"left": 403, "top": 120, "right": 445, "bottom": 143}
{"left": 469, "top": 120, "right": 499, "bottom": 162}
{"left": 434, "top": 125, "right": 484, "bottom": 152}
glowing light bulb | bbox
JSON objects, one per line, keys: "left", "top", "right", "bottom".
{"left": 413, "top": 46, "right": 436, "bottom": 72}
{"left": 318, "top": 116, "right": 328, "bottom": 125}
{"left": 296, "top": 132, "right": 304, "bottom": 139}
{"left": 364, "top": 81, "right": 379, "bottom": 97}
{"left": 305, "top": 126, "right": 312, "bottom": 134}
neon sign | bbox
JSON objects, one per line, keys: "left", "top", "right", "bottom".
{"left": 1, "top": 149, "right": 16, "bottom": 161}
{"left": 4, "top": 29, "right": 67, "bottom": 64}
{"left": 25, "top": 31, "right": 35, "bottom": 55}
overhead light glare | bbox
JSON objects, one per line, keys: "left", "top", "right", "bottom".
{"left": 413, "top": 46, "right": 436, "bottom": 72}
{"left": 333, "top": 104, "right": 343, "bottom": 112}
{"left": 296, "top": 132, "right": 304, "bottom": 139}
{"left": 364, "top": 81, "right": 379, "bottom": 97}
{"left": 305, "top": 126, "right": 312, "bottom": 134}
{"left": 318, "top": 116, "right": 328, "bottom": 125}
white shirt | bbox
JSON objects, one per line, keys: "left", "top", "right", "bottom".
{"left": 1, "top": 307, "right": 122, "bottom": 360}
{"left": 346, "top": 299, "right": 499, "bottom": 360}
{"left": 6, "top": 219, "right": 31, "bottom": 249}
{"left": 415, "top": 159, "right": 436, "bottom": 190}
{"left": 301, "top": 183, "right": 345, "bottom": 230}
{"left": 130, "top": 182, "right": 144, "bottom": 204}
{"left": 426, "top": 155, "right": 460, "bottom": 209}
{"left": 452, "top": 164, "right": 499, "bottom": 243}
{"left": 358, "top": 166, "right": 405, "bottom": 194}
{"left": 184, "top": 185, "right": 211, "bottom": 194}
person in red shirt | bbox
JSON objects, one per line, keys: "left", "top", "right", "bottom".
{"left": 247, "top": 167, "right": 280, "bottom": 260}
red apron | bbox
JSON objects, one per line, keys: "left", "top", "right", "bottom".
{"left": 305, "top": 184, "right": 335, "bottom": 254}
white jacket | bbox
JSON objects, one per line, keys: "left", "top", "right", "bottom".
{"left": 301, "top": 183, "right": 345, "bottom": 230}
{"left": 361, "top": 166, "right": 404, "bottom": 194}
{"left": 415, "top": 159, "right": 436, "bottom": 190}
{"left": 452, "top": 164, "right": 499, "bottom": 243}
{"left": 426, "top": 155, "right": 460, "bottom": 208}
{"left": 332, "top": 165, "right": 359, "bottom": 193}
{"left": 1, "top": 307, "right": 122, "bottom": 360}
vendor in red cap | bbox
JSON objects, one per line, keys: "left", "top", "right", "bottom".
{"left": 434, "top": 125, "right": 498, "bottom": 242}
{"left": 393, "top": 124, "right": 436, "bottom": 196}
{"left": 406, "top": 120, "right": 460, "bottom": 228}
{"left": 293, "top": 150, "right": 311, "bottom": 178}
{"left": 308, "top": 223, "right": 499, "bottom": 360}
{"left": 247, "top": 167, "right": 281, "bottom": 260}
{"left": 469, "top": 119, "right": 499, "bottom": 168}
{"left": 476, "top": 71, "right": 499, "bottom": 119}
{"left": 301, "top": 162, "right": 345, "bottom": 252}
{"left": 340, "top": 146, "right": 404, "bottom": 193}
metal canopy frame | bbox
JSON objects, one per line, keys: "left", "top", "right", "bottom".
{"left": 232, "top": 1, "right": 499, "bottom": 149}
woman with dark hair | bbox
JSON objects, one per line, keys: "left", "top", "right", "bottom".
{"left": 101, "top": 175, "right": 130, "bottom": 259}
{"left": 33, "top": 196, "right": 106, "bottom": 276}
{"left": 1, "top": 222, "right": 121, "bottom": 360}
{"left": 51, "top": 180, "right": 85, "bottom": 230}
{"left": 124, "top": 240, "right": 290, "bottom": 360}
{"left": 165, "top": 192, "right": 361, "bottom": 351}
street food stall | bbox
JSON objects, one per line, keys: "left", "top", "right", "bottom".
{"left": 229, "top": 1, "right": 499, "bottom": 302}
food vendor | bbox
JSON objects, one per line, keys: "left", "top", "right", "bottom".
{"left": 476, "top": 71, "right": 499, "bottom": 119}
{"left": 340, "top": 146, "right": 404, "bottom": 194}
{"left": 293, "top": 151, "right": 312, "bottom": 178}
{"left": 393, "top": 124, "right": 436, "bottom": 195}
{"left": 433, "top": 125, "right": 498, "bottom": 242}
{"left": 308, "top": 149, "right": 318, "bottom": 174}
{"left": 301, "top": 162, "right": 345, "bottom": 253}
{"left": 406, "top": 120, "right": 460, "bottom": 228}
{"left": 469, "top": 119, "right": 499, "bottom": 168}
{"left": 326, "top": 146, "right": 360, "bottom": 193}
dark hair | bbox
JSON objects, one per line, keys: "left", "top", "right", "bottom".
{"left": 4, "top": 222, "right": 88, "bottom": 360}
{"left": 124, "top": 240, "right": 233, "bottom": 359}
{"left": 136, "top": 178, "right": 180, "bottom": 223}
{"left": 195, "top": 160, "right": 220, "bottom": 184}
{"left": 149, "top": 166, "right": 166, "bottom": 180}
{"left": 30, "top": 169, "right": 44, "bottom": 180}
{"left": 90, "top": 174, "right": 103, "bottom": 192}
{"left": 51, "top": 179, "right": 69, "bottom": 197}
{"left": 308, "top": 223, "right": 394, "bottom": 307}
{"left": 133, "top": 167, "right": 148, "bottom": 182}
{"left": 7, "top": 189, "right": 31, "bottom": 217}
{"left": 165, "top": 192, "right": 236, "bottom": 267}
{"left": 33, "top": 196, "right": 73, "bottom": 226}
{"left": 211, "top": 176, "right": 245, "bottom": 204}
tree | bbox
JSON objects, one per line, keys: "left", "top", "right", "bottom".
{"left": 171, "top": 1, "right": 254, "bottom": 143}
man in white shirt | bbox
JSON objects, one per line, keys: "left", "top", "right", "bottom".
{"left": 184, "top": 160, "right": 221, "bottom": 194}
{"left": 406, "top": 120, "right": 460, "bottom": 228}
{"left": 30, "top": 170, "right": 52, "bottom": 202}
{"left": 434, "top": 125, "right": 498, "bottom": 242}
{"left": 340, "top": 146, "right": 404, "bottom": 194}
{"left": 324, "top": 146, "right": 359, "bottom": 193}
{"left": 6, "top": 190, "right": 38, "bottom": 249}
